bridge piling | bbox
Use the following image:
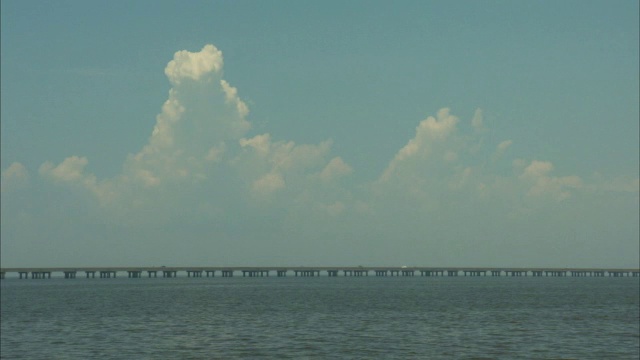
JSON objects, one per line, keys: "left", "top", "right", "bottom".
{"left": 221, "top": 270, "right": 233, "bottom": 277}
{"left": 127, "top": 271, "right": 142, "bottom": 278}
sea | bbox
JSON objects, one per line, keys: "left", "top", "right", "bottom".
{"left": 1, "top": 276, "right": 639, "bottom": 359}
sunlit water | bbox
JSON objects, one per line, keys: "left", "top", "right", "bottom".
{"left": 1, "top": 276, "right": 638, "bottom": 359}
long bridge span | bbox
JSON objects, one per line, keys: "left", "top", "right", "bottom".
{"left": 1, "top": 266, "right": 639, "bottom": 279}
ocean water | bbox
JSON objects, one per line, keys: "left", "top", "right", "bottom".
{"left": 1, "top": 276, "right": 638, "bottom": 359}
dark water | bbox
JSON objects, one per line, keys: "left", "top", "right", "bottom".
{"left": 1, "top": 276, "right": 639, "bottom": 359}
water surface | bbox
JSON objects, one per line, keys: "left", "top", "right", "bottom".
{"left": 2, "top": 277, "right": 638, "bottom": 359}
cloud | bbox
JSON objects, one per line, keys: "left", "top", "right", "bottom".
{"left": 38, "top": 156, "right": 119, "bottom": 205}
{"left": 236, "top": 133, "right": 338, "bottom": 200}
{"left": 1, "top": 162, "right": 29, "bottom": 192}
{"left": 497, "top": 139, "right": 512, "bottom": 152}
{"left": 239, "top": 133, "right": 271, "bottom": 157}
{"left": 379, "top": 108, "right": 459, "bottom": 183}
{"left": 319, "top": 157, "right": 352, "bottom": 182}
{"left": 364, "top": 105, "right": 609, "bottom": 224}
{"left": 164, "top": 44, "right": 223, "bottom": 85}
{"left": 252, "top": 172, "right": 285, "bottom": 197}
{"left": 519, "top": 160, "right": 583, "bottom": 201}
{"left": 39, "top": 156, "right": 93, "bottom": 184}
{"left": 33, "top": 44, "right": 350, "bottom": 218}
{"left": 41, "top": 45, "right": 252, "bottom": 196}
{"left": 471, "top": 108, "right": 484, "bottom": 131}
{"left": 3, "top": 44, "right": 637, "bottom": 268}
{"left": 221, "top": 80, "right": 250, "bottom": 118}
{"left": 123, "top": 46, "right": 250, "bottom": 190}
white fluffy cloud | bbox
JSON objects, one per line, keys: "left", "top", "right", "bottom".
{"left": 164, "top": 44, "right": 223, "bottom": 85}
{"left": 221, "top": 80, "right": 250, "bottom": 118}
{"left": 32, "top": 45, "right": 350, "bottom": 216}
{"left": 363, "top": 104, "right": 613, "bottom": 222}
{"left": 23, "top": 54, "right": 636, "bottom": 216}
{"left": 379, "top": 108, "right": 459, "bottom": 183}
{"left": 40, "top": 156, "right": 93, "bottom": 183}
{"left": 38, "top": 156, "right": 119, "bottom": 205}
{"left": 123, "top": 45, "right": 250, "bottom": 190}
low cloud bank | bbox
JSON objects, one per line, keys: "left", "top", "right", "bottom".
{"left": 2, "top": 45, "right": 638, "bottom": 268}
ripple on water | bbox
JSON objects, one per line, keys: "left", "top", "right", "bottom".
{"left": 1, "top": 277, "right": 638, "bottom": 359}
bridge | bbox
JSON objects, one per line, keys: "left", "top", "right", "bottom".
{"left": 1, "top": 266, "right": 639, "bottom": 279}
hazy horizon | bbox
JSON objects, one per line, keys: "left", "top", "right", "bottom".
{"left": 1, "top": 1, "right": 638, "bottom": 268}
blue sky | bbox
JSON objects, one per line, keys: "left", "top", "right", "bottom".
{"left": 1, "top": 1, "right": 638, "bottom": 268}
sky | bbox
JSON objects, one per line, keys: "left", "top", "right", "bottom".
{"left": 1, "top": 1, "right": 638, "bottom": 268}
